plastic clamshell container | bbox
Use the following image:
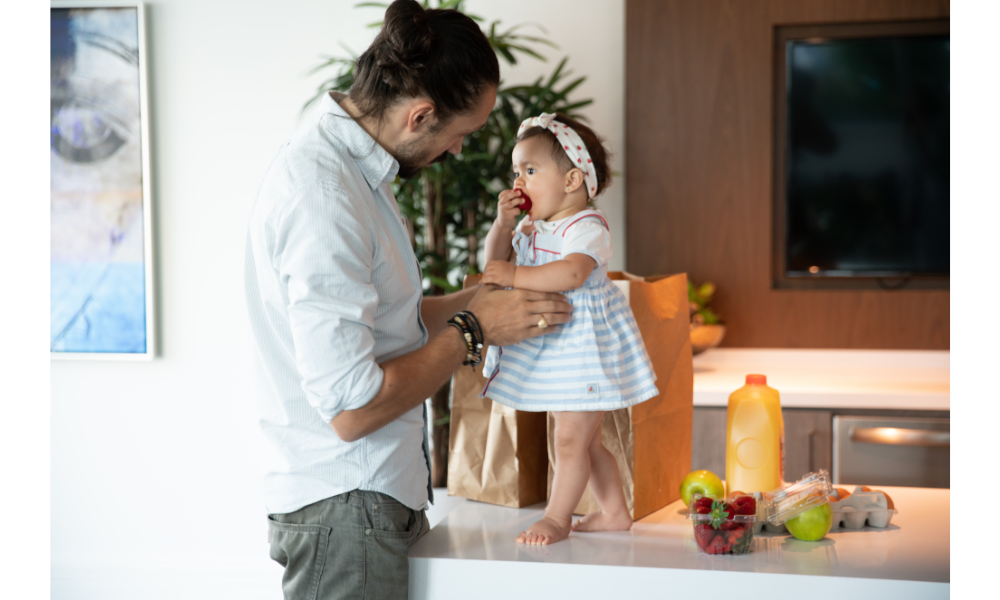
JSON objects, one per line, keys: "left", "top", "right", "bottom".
{"left": 689, "top": 513, "right": 757, "bottom": 555}
{"left": 829, "top": 486, "right": 898, "bottom": 529}
{"left": 760, "top": 470, "right": 833, "bottom": 526}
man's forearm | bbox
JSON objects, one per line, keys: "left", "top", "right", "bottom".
{"left": 331, "top": 326, "right": 466, "bottom": 442}
{"left": 419, "top": 287, "right": 478, "bottom": 338}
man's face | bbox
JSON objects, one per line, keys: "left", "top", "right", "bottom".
{"left": 393, "top": 86, "right": 497, "bottom": 179}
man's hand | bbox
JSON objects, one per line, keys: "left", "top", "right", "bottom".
{"left": 482, "top": 260, "right": 516, "bottom": 288}
{"left": 467, "top": 284, "right": 573, "bottom": 347}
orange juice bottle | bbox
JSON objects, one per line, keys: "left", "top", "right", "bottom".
{"left": 725, "top": 374, "right": 784, "bottom": 495}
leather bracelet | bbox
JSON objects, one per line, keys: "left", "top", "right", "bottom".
{"left": 447, "top": 311, "right": 484, "bottom": 368}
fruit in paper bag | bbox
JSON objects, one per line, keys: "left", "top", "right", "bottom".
{"left": 785, "top": 502, "right": 833, "bottom": 541}
{"left": 679, "top": 470, "right": 725, "bottom": 506}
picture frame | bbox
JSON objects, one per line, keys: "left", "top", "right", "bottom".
{"left": 50, "top": 1, "right": 155, "bottom": 360}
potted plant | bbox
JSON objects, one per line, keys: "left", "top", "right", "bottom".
{"left": 305, "top": 0, "right": 594, "bottom": 486}
{"left": 688, "top": 281, "right": 725, "bottom": 355}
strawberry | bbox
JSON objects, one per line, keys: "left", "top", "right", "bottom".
{"left": 733, "top": 496, "right": 756, "bottom": 516}
{"left": 707, "top": 535, "right": 729, "bottom": 554}
{"left": 719, "top": 519, "right": 740, "bottom": 531}
{"left": 694, "top": 523, "right": 715, "bottom": 551}
{"left": 725, "top": 525, "right": 745, "bottom": 545}
{"left": 513, "top": 188, "right": 532, "bottom": 213}
{"left": 709, "top": 499, "right": 732, "bottom": 529}
{"left": 692, "top": 496, "right": 715, "bottom": 515}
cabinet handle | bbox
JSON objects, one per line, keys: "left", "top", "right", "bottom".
{"left": 849, "top": 427, "right": 949, "bottom": 448}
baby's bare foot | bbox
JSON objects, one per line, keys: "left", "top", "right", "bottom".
{"left": 571, "top": 510, "right": 633, "bottom": 533}
{"left": 515, "top": 516, "right": 571, "bottom": 545}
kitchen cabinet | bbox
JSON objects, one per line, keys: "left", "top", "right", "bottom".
{"left": 691, "top": 407, "right": 832, "bottom": 482}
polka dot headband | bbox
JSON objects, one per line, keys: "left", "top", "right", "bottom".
{"left": 517, "top": 113, "right": 598, "bottom": 198}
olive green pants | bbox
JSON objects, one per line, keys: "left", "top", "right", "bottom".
{"left": 267, "top": 490, "right": 430, "bottom": 600}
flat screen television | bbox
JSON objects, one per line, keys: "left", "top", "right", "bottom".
{"left": 773, "top": 20, "right": 949, "bottom": 288}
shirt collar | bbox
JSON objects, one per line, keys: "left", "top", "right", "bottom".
{"left": 321, "top": 91, "right": 400, "bottom": 188}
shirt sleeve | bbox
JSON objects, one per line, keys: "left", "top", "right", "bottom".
{"left": 560, "top": 218, "right": 613, "bottom": 267}
{"left": 275, "top": 182, "right": 384, "bottom": 423}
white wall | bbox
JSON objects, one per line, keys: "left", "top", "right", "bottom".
{"left": 49, "top": 1, "right": 624, "bottom": 598}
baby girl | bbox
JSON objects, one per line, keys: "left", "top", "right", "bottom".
{"left": 480, "top": 113, "right": 659, "bottom": 545}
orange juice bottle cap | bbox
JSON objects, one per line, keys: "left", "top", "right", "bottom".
{"left": 746, "top": 374, "right": 767, "bottom": 385}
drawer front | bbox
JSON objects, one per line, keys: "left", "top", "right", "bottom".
{"left": 833, "top": 416, "right": 950, "bottom": 488}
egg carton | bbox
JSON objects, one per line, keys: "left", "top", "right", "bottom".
{"left": 829, "top": 486, "right": 898, "bottom": 529}
{"left": 750, "top": 486, "right": 898, "bottom": 534}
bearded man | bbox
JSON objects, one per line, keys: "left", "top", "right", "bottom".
{"left": 243, "top": 1, "right": 572, "bottom": 598}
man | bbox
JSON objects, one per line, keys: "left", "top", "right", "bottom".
{"left": 244, "top": 1, "right": 572, "bottom": 598}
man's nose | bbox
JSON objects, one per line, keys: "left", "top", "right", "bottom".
{"left": 448, "top": 136, "right": 464, "bottom": 154}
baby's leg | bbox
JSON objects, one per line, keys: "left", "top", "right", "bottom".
{"left": 571, "top": 423, "right": 633, "bottom": 533}
{"left": 515, "top": 411, "right": 603, "bottom": 545}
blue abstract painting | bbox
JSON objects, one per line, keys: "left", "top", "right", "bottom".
{"left": 51, "top": 5, "right": 151, "bottom": 356}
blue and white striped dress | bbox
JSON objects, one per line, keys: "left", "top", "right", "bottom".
{"left": 480, "top": 209, "right": 659, "bottom": 411}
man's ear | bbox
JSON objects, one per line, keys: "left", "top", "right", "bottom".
{"left": 564, "top": 168, "right": 585, "bottom": 193}
{"left": 405, "top": 99, "right": 437, "bottom": 134}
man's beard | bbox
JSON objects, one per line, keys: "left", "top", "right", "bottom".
{"left": 394, "top": 137, "right": 449, "bottom": 180}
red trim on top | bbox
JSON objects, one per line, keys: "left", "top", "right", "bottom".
{"left": 561, "top": 212, "right": 610, "bottom": 236}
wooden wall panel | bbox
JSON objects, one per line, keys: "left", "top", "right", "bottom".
{"left": 625, "top": 0, "right": 950, "bottom": 349}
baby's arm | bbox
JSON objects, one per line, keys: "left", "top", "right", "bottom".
{"left": 484, "top": 189, "right": 526, "bottom": 263}
{"left": 482, "top": 253, "right": 596, "bottom": 293}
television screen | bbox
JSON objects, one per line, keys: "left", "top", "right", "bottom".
{"left": 784, "top": 34, "right": 949, "bottom": 277}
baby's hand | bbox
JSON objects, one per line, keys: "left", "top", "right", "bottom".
{"left": 482, "top": 260, "right": 517, "bottom": 288}
{"left": 496, "top": 189, "right": 526, "bottom": 229}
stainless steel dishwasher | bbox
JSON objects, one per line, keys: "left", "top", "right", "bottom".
{"left": 832, "top": 416, "right": 950, "bottom": 488}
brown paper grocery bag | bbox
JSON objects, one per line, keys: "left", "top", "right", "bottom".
{"left": 546, "top": 272, "right": 693, "bottom": 520}
{"left": 447, "top": 274, "right": 549, "bottom": 507}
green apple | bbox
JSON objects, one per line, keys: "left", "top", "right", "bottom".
{"left": 679, "top": 469, "right": 725, "bottom": 506}
{"left": 785, "top": 502, "right": 834, "bottom": 541}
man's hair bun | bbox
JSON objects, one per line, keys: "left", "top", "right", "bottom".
{"left": 350, "top": 0, "right": 499, "bottom": 124}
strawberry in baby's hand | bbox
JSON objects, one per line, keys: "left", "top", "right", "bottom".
{"left": 513, "top": 188, "right": 532, "bottom": 214}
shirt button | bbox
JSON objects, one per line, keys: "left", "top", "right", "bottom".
{"left": 365, "top": 529, "right": 372, "bottom": 536}
{"left": 373, "top": 504, "right": 378, "bottom": 511}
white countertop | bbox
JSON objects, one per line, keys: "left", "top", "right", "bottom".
{"left": 409, "top": 486, "right": 949, "bottom": 599}
{"left": 692, "top": 349, "right": 950, "bottom": 411}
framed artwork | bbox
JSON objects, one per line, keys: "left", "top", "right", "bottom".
{"left": 51, "top": 1, "right": 154, "bottom": 359}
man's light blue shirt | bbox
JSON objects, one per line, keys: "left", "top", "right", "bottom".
{"left": 245, "top": 91, "right": 432, "bottom": 514}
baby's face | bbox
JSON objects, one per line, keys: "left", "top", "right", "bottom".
{"left": 511, "top": 136, "right": 582, "bottom": 222}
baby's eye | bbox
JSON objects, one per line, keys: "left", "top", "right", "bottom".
{"left": 513, "top": 171, "right": 519, "bottom": 178}
{"left": 527, "top": 168, "right": 535, "bottom": 175}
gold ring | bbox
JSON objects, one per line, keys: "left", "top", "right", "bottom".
{"left": 537, "top": 315, "right": 548, "bottom": 329}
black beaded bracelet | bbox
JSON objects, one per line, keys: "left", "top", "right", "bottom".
{"left": 447, "top": 311, "right": 484, "bottom": 368}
